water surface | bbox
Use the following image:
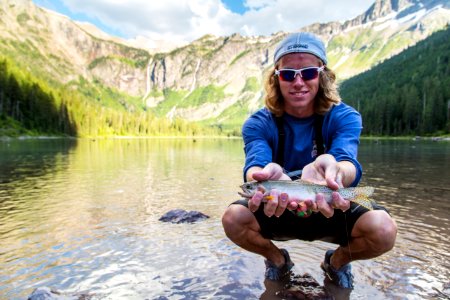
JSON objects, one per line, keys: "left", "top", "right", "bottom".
{"left": 0, "top": 138, "right": 449, "bottom": 299}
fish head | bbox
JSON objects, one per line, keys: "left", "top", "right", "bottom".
{"left": 238, "top": 181, "right": 259, "bottom": 198}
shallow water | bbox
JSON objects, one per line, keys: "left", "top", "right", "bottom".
{"left": 0, "top": 138, "right": 449, "bottom": 299}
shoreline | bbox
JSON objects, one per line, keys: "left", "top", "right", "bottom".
{"left": 1, "top": 135, "right": 449, "bottom": 141}
{"left": 0, "top": 135, "right": 242, "bottom": 141}
{"left": 360, "top": 136, "right": 450, "bottom": 141}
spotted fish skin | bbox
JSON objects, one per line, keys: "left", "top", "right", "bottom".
{"left": 239, "top": 180, "right": 375, "bottom": 210}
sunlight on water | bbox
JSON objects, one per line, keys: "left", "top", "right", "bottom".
{"left": 0, "top": 138, "right": 449, "bottom": 299}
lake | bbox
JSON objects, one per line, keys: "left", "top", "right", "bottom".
{"left": 0, "top": 138, "right": 449, "bottom": 299}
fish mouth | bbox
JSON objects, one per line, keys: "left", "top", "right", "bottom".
{"left": 239, "top": 183, "right": 254, "bottom": 199}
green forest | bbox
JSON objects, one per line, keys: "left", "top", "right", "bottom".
{"left": 0, "top": 59, "right": 221, "bottom": 137}
{"left": 340, "top": 26, "right": 450, "bottom": 136}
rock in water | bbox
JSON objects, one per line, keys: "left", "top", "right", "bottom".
{"left": 276, "top": 273, "right": 334, "bottom": 299}
{"left": 28, "top": 287, "right": 91, "bottom": 300}
{"left": 159, "top": 209, "right": 209, "bottom": 223}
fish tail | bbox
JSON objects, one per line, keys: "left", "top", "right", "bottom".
{"left": 351, "top": 194, "right": 374, "bottom": 210}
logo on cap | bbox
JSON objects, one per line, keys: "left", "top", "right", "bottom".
{"left": 287, "top": 44, "right": 309, "bottom": 50}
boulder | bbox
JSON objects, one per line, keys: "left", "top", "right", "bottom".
{"left": 159, "top": 209, "right": 209, "bottom": 224}
{"left": 276, "top": 273, "right": 334, "bottom": 299}
{"left": 27, "top": 287, "right": 91, "bottom": 300}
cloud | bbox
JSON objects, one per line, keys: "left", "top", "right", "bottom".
{"left": 60, "top": 0, "right": 374, "bottom": 44}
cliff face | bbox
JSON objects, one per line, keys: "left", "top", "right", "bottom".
{"left": 0, "top": 0, "right": 149, "bottom": 96}
{"left": 1, "top": 0, "right": 449, "bottom": 123}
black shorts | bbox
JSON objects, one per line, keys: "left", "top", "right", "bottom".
{"left": 231, "top": 199, "right": 389, "bottom": 246}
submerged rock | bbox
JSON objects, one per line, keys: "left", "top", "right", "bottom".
{"left": 159, "top": 209, "right": 209, "bottom": 223}
{"left": 276, "top": 273, "right": 334, "bottom": 300}
{"left": 27, "top": 287, "right": 91, "bottom": 300}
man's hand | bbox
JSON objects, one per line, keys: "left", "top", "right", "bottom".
{"left": 246, "top": 162, "right": 290, "bottom": 182}
{"left": 301, "top": 154, "right": 353, "bottom": 217}
{"left": 302, "top": 192, "right": 349, "bottom": 218}
{"left": 246, "top": 163, "right": 296, "bottom": 216}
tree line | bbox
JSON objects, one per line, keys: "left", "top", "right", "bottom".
{"left": 0, "top": 58, "right": 220, "bottom": 137}
{"left": 340, "top": 26, "right": 450, "bottom": 136}
{"left": 0, "top": 60, "right": 75, "bottom": 136}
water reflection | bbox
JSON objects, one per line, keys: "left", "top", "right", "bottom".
{"left": 0, "top": 138, "right": 448, "bottom": 299}
{"left": 359, "top": 140, "right": 450, "bottom": 299}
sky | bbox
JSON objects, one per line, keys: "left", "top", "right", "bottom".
{"left": 32, "top": 0, "right": 374, "bottom": 47}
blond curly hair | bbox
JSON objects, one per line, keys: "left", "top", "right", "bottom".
{"left": 264, "top": 64, "right": 341, "bottom": 117}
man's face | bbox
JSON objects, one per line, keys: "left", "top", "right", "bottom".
{"left": 277, "top": 53, "right": 322, "bottom": 118}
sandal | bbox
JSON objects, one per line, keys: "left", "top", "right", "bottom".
{"left": 321, "top": 250, "right": 354, "bottom": 289}
{"left": 264, "top": 248, "right": 294, "bottom": 280}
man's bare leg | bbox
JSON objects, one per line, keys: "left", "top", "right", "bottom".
{"left": 222, "top": 204, "right": 286, "bottom": 266}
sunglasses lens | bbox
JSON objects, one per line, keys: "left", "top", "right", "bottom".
{"left": 279, "top": 70, "right": 296, "bottom": 81}
{"left": 300, "top": 68, "right": 319, "bottom": 80}
{"left": 278, "top": 68, "right": 321, "bottom": 82}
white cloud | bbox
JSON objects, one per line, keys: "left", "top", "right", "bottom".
{"left": 60, "top": 0, "right": 374, "bottom": 44}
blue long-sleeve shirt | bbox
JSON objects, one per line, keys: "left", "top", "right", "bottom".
{"left": 242, "top": 103, "right": 363, "bottom": 186}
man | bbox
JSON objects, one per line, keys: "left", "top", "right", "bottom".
{"left": 222, "top": 32, "right": 397, "bottom": 289}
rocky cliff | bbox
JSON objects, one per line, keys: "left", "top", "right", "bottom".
{"left": 0, "top": 0, "right": 149, "bottom": 96}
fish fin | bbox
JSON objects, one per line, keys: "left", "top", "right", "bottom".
{"left": 352, "top": 194, "right": 374, "bottom": 210}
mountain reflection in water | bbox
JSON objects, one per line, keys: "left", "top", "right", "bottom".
{"left": 0, "top": 138, "right": 448, "bottom": 299}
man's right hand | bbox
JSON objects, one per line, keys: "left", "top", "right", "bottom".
{"left": 246, "top": 163, "right": 296, "bottom": 216}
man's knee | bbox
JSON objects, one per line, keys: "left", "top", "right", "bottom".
{"left": 373, "top": 213, "right": 397, "bottom": 253}
{"left": 222, "top": 204, "right": 251, "bottom": 238}
{"left": 375, "top": 212, "right": 397, "bottom": 254}
{"left": 221, "top": 205, "right": 235, "bottom": 233}
{"left": 355, "top": 210, "right": 397, "bottom": 254}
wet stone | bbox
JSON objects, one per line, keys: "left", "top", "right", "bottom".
{"left": 159, "top": 209, "right": 209, "bottom": 223}
{"left": 27, "top": 287, "right": 91, "bottom": 300}
{"left": 276, "top": 273, "right": 334, "bottom": 300}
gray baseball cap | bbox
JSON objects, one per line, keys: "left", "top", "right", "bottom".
{"left": 273, "top": 32, "right": 327, "bottom": 65}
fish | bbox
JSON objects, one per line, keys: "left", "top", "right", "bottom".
{"left": 239, "top": 180, "right": 375, "bottom": 210}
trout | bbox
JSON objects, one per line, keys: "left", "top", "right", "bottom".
{"left": 239, "top": 180, "right": 375, "bottom": 210}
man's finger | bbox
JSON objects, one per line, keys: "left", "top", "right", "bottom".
{"left": 316, "top": 193, "right": 334, "bottom": 218}
{"left": 325, "top": 176, "right": 339, "bottom": 191}
{"left": 248, "top": 191, "right": 263, "bottom": 212}
{"left": 332, "top": 192, "right": 350, "bottom": 212}
{"left": 287, "top": 201, "right": 298, "bottom": 211}
{"left": 274, "top": 193, "right": 288, "bottom": 217}
{"left": 252, "top": 172, "right": 270, "bottom": 182}
{"left": 263, "top": 189, "right": 279, "bottom": 217}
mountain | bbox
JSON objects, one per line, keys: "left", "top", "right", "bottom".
{"left": 0, "top": 0, "right": 449, "bottom": 136}
{"left": 0, "top": 0, "right": 149, "bottom": 97}
{"left": 146, "top": 0, "right": 449, "bottom": 126}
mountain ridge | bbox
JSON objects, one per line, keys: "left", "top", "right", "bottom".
{"left": 1, "top": 0, "right": 449, "bottom": 134}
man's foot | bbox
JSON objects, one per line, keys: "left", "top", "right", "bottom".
{"left": 320, "top": 250, "right": 354, "bottom": 289}
{"left": 264, "top": 248, "right": 294, "bottom": 280}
